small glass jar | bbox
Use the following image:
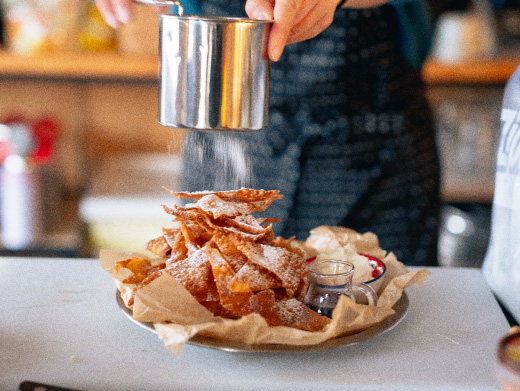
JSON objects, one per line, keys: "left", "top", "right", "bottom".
{"left": 303, "top": 259, "right": 377, "bottom": 318}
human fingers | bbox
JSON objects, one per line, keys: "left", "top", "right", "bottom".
{"left": 271, "top": 0, "right": 390, "bottom": 58}
{"left": 245, "top": 0, "right": 275, "bottom": 21}
{"left": 289, "top": 0, "right": 390, "bottom": 44}
{"left": 267, "top": 0, "right": 304, "bottom": 62}
{"left": 286, "top": 0, "right": 337, "bottom": 44}
{"left": 246, "top": 0, "right": 325, "bottom": 61}
{"left": 94, "top": 0, "right": 118, "bottom": 27}
{"left": 95, "top": 0, "right": 133, "bottom": 28}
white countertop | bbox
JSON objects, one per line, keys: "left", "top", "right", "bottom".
{"left": 0, "top": 257, "right": 511, "bottom": 391}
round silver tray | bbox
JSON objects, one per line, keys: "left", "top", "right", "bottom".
{"left": 116, "top": 290, "right": 409, "bottom": 353}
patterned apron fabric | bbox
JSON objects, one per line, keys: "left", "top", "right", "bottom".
{"left": 181, "top": 1, "right": 441, "bottom": 266}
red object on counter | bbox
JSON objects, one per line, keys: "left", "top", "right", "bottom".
{"left": 31, "top": 117, "right": 60, "bottom": 164}
{"left": 360, "top": 254, "right": 386, "bottom": 279}
{"left": 0, "top": 114, "right": 60, "bottom": 165}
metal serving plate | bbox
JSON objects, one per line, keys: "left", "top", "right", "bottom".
{"left": 116, "top": 290, "right": 409, "bottom": 353}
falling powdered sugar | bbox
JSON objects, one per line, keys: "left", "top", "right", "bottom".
{"left": 179, "top": 131, "right": 254, "bottom": 192}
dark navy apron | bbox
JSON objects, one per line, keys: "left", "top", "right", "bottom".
{"left": 181, "top": 1, "right": 441, "bottom": 266}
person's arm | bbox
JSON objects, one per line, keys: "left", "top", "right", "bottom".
{"left": 94, "top": 0, "right": 391, "bottom": 61}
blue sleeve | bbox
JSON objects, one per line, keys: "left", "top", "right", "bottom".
{"left": 182, "top": 0, "right": 201, "bottom": 15}
{"left": 388, "top": 0, "right": 434, "bottom": 69}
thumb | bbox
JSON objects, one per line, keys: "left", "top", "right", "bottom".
{"left": 245, "top": 0, "right": 274, "bottom": 21}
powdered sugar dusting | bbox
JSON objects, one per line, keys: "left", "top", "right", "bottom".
{"left": 238, "top": 242, "right": 305, "bottom": 296}
{"left": 231, "top": 262, "right": 281, "bottom": 291}
{"left": 164, "top": 246, "right": 218, "bottom": 302}
{"left": 276, "top": 299, "right": 305, "bottom": 325}
{"left": 196, "top": 194, "right": 255, "bottom": 218}
{"left": 234, "top": 214, "right": 263, "bottom": 228}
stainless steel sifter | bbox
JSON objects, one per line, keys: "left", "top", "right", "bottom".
{"left": 134, "top": 0, "right": 272, "bottom": 131}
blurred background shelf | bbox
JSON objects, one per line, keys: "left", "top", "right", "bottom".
{"left": 0, "top": 50, "right": 519, "bottom": 85}
{"left": 0, "top": 50, "right": 159, "bottom": 81}
{"left": 422, "top": 57, "right": 520, "bottom": 85}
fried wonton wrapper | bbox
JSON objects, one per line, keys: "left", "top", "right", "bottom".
{"left": 211, "top": 231, "right": 248, "bottom": 272}
{"left": 101, "top": 188, "right": 430, "bottom": 356}
{"left": 166, "top": 187, "right": 283, "bottom": 208}
{"left": 249, "top": 290, "right": 284, "bottom": 327}
{"left": 102, "top": 246, "right": 429, "bottom": 356}
{"left": 233, "top": 240, "right": 305, "bottom": 297}
{"left": 205, "top": 247, "right": 253, "bottom": 317}
{"left": 146, "top": 236, "right": 171, "bottom": 259}
{"left": 114, "top": 188, "right": 321, "bottom": 330}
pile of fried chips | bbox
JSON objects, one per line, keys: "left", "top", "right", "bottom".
{"left": 116, "top": 188, "right": 331, "bottom": 332}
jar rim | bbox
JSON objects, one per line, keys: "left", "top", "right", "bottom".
{"left": 160, "top": 15, "right": 274, "bottom": 23}
{"left": 308, "top": 259, "right": 355, "bottom": 277}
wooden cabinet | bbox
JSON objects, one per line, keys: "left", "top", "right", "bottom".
{"left": 0, "top": 51, "right": 185, "bottom": 192}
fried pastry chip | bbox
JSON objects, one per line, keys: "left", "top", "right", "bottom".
{"left": 191, "top": 194, "right": 285, "bottom": 219}
{"left": 205, "top": 247, "right": 253, "bottom": 317}
{"left": 179, "top": 224, "right": 212, "bottom": 247}
{"left": 146, "top": 236, "right": 171, "bottom": 259}
{"left": 228, "top": 261, "right": 282, "bottom": 292}
{"left": 162, "top": 226, "right": 180, "bottom": 238}
{"left": 255, "top": 227, "right": 276, "bottom": 245}
{"left": 147, "top": 224, "right": 213, "bottom": 262}
{"left": 211, "top": 231, "right": 248, "bottom": 273}
{"left": 272, "top": 236, "right": 305, "bottom": 258}
{"left": 127, "top": 187, "right": 323, "bottom": 331}
{"left": 162, "top": 228, "right": 188, "bottom": 265}
{"left": 162, "top": 246, "right": 219, "bottom": 303}
{"left": 276, "top": 298, "right": 331, "bottom": 332}
{"left": 249, "top": 290, "right": 284, "bottom": 327}
{"left": 162, "top": 205, "right": 212, "bottom": 231}
{"left": 163, "top": 204, "right": 271, "bottom": 241}
{"left": 214, "top": 214, "right": 273, "bottom": 239}
{"left": 256, "top": 217, "right": 282, "bottom": 225}
{"left": 179, "top": 221, "right": 201, "bottom": 253}
{"left": 234, "top": 241, "right": 306, "bottom": 297}
{"left": 166, "top": 187, "right": 283, "bottom": 210}
{"left": 292, "top": 275, "right": 310, "bottom": 302}
{"left": 192, "top": 193, "right": 262, "bottom": 218}
{"left": 115, "top": 257, "right": 165, "bottom": 285}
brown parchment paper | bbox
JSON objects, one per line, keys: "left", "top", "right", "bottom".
{"left": 100, "top": 227, "right": 430, "bottom": 356}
